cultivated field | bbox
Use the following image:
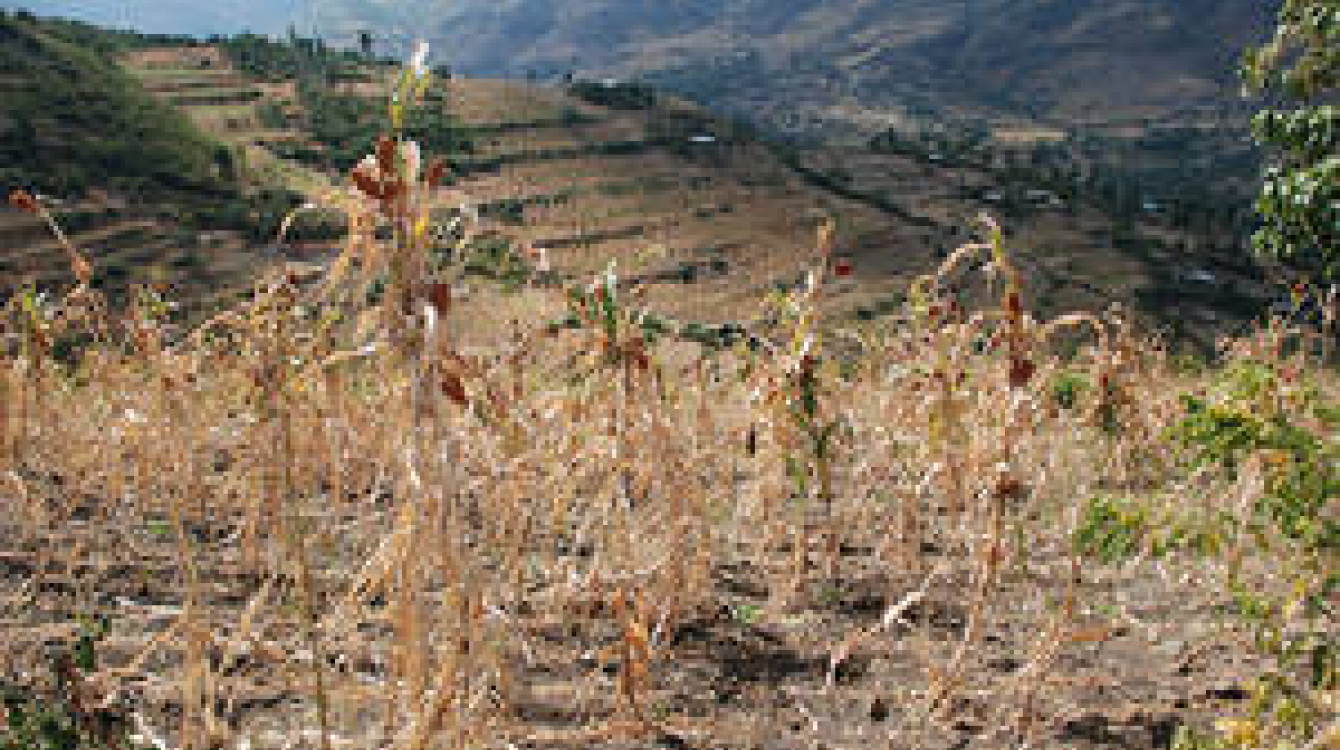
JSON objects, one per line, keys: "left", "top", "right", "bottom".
{"left": 2, "top": 176, "right": 1337, "bottom": 750}
{"left": 0, "top": 42, "right": 1335, "bottom": 750}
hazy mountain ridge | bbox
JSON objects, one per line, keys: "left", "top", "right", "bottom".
{"left": 373, "top": 0, "right": 1275, "bottom": 121}
{"left": 6, "top": 0, "right": 1277, "bottom": 138}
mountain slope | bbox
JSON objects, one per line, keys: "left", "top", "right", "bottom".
{"left": 301, "top": 0, "right": 1274, "bottom": 123}
{"left": 0, "top": 14, "right": 314, "bottom": 308}
{"left": 0, "top": 12, "right": 232, "bottom": 202}
{"left": 289, "top": 0, "right": 1273, "bottom": 243}
{"left": 2, "top": 1, "right": 1278, "bottom": 142}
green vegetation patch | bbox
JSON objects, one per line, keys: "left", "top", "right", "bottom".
{"left": 291, "top": 82, "right": 474, "bottom": 172}
{"left": 569, "top": 79, "right": 658, "bottom": 110}
{"left": 217, "top": 32, "right": 364, "bottom": 83}
{"left": 0, "top": 14, "right": 235, "bottom": 205}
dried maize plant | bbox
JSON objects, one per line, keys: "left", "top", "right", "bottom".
{"left": 1, "top": 287, "right": 59, "bottom": 470}
{"left": 899, "top": 216, "right": 1026, "bottom": 537}
{"left": 739, "top": 215, "right": 854, "bottom": 595}
{"left": 606, "top": 587, "right": 654, "bottom": 727}
{"left": 855, "top": 217, "right": 1102, "bottom": 733}
{"left": 276, "top": 42, "right": 477, "bottom": 468}
{"left": 249, "top": 42, "right": 516, "bottom": 747}
{"left": 1, "top": 191, "right": 118, "bottom": 484}
{"left": 545, "top": 260, "right": 725, "bottom": 663}
{"left": 6, "top": 189, "right": 93, "bottom": 290}
{"left": 894, "top": 218, "right": 1017, "bottom": 720}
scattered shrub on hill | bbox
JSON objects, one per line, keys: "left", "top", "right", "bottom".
{"left": 0, "top": 14, "right": 234, "bottom": 204}
{"left": 217, "top": 32, "right": 361, "bottom": 83}
{"left": 0, "top": 8, "right": 183, "bottom": 57}
{"left": 569, "top": 79, "right": 658, "bottom": 110}
{"left": 294, "top": 80, "right": 473, "bottom": 172}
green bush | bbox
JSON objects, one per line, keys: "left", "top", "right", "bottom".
{"left": 294, "top": 84, "right": 473, "bottom": 172}
{"left": 1241, "top": 1, "right": 1339, "bottom": 282}
{"left": 257, "top": 100, "right": 291, "bottom": 130}
{"left": 1051, "top": 371, "right": 1088, "bottom": 410}
{"left": 569, "top": 80, "right": 657, "bottom": 110}
{"left": 217, "top": 32, "right": 359, "bottom": 83}
{"left": 463, "top": 235, "right": 533, "bottom": 291}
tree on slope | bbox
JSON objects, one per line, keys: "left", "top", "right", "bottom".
{"left": 1241, "top": 0, "right": 1338, "bottom": 283}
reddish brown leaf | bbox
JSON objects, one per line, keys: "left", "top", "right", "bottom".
{"left": 441, "top": 371, "right": 469, "bottom": 406}
{"left": 994, "top": 474, "right": 1027, "bottom": 501}
{"left": 7, "top": 190, "right": 38, "bottom": 214}
{"left": 375, "top": 135, "right": 398, "bottom": 176}
{"left": 425, "top": 158, "right": 450, "bottom": 187}
{"left": 351, "top": 168, "right": 385, "bottom": 200}
{"left": 1008, "top": 356, "right": 1035, "bottom": 389}
{"left": 1068, "top": 626, "right": 1115, "bottom": 644}
{"left": 624, "top": 343, "right": 649, "bottom": 371}
{"left": 427, "top": 282, "right": 451, "bottom": 317}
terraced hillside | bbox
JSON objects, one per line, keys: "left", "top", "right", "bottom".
{"left": 3, "top": 24, "right": 1274, "bottom": 348}
{"left": 411, "top": 78, "right": 1269, "bottom": 349}
{"left": 121, "top": 45, "right": 333, "bottom": 197}
{"left": 292, "top": 0, "right": 1270, "bottom": 260}
{"left": 0, "top": 14, "right": 300, "bottom": 309}
{"left": 301, "top": 1, "right": 1271, "bottom": 160}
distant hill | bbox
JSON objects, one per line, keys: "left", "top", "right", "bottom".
{"left": 297, "top": 0, "right": 1275, "bottom": 124}
{"left": 3, "top": 2, "right": 1279, "bottom": 199}
{"left": 2, "top": 1, "right": 1279, "bottom": 139}
{"left": 280, "top": 0, "right": 1273, "bottom": 244}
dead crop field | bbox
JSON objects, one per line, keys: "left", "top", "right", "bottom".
{"left": 1, "top": 173, "right": 1337, "bottom": 750}
{"left": 0, "top": 46, "right": 1335, "bottom": 750}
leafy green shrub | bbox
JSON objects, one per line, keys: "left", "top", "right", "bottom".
{"left": 284, "top": 208, "right": 347, "bottom": 242}
{"left": 1051, "top": 371, "right": 1088, "bottom": 410}
{"left": 1076, "top": 353, "right": 1339, "bottom": 750}
{"left": 482, "top": 198, "right": 526, "bottom": 226}
{"left": 257, "top": 100, "right": 291, "bottom": 130}
{"left": 1074, "top": 495, "right": 1148, "bottom": 563}
{"left": 169, "top": 250, "right": 204, "bottom": 269}
{"left": 1241, "top": 1, "right": 1339, "bottom": 281}
{"left": 1167, "top": 359, "right": 1337, "bottom": 547}
{"left": 53, "top": 209, "right": 112, "bottom": 235}
{"left": 464, "top": 234, "right": 531, "bottom": 290}
{"left": 217, "top": 32, "right": 359, "bottom": 83}
{"left": 295, "top": 84, "right": 473, "bottom": 172}
{"left": 266, "top": 140, "right": 326, "bottom": 164}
